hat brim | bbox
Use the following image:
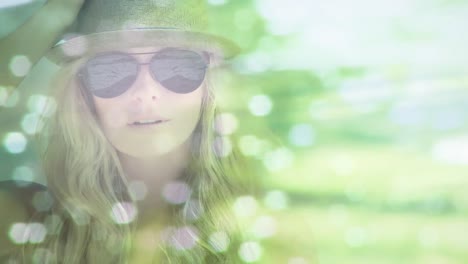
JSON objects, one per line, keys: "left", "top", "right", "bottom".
{"left": 46, "top": 28, "right": 241, "bottom": 66}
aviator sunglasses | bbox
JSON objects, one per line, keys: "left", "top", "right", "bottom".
{"left": 77, "top": 48, "right": 209, "bottom": 98}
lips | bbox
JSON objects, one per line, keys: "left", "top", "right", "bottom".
{"left": 128, "top": 119, "right": 170, "bottom": 126}
{"left": 133, "top": 119, "right": 163, "bottom": 125}
{"left": 128, "top": 115, "right": 170, "bottom": 126}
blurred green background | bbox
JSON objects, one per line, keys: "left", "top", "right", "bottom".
{"left": 1, "top": 0, "right": 468, "bottom": 263}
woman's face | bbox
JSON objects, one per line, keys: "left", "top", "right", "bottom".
{"left": 89, "top": 47, "right": 205, "bottom": 158}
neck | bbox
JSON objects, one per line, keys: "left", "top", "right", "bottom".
{"left": 118, "top": 137, "right": 193, "bottom": 227}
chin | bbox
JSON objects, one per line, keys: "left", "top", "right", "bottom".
{"left": 115, "top": 136, "right": 191, "bottom": 159}
{"left": 118, "top": 145, "right": 177, "bottom": 159}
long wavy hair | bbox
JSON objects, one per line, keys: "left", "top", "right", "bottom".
{"left": 18, "top": 53, "right": 258, "bottom": 263}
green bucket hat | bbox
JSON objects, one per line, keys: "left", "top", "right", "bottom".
{"left": 46, "top": 0, "right": 240, "bottom": 65}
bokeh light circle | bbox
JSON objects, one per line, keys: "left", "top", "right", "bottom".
{"left": 162, "top": 181, "right": 191, "bottom": 204}
{"left": 3, "top": 90, "right": 20, "bottom": 108}
{"left": 264, "top": 190, "right": 289, "bottom": 210}
{"left": 238, "top": 135, "right": 263, "bottom": 157}
{"left": 169, "top": 226, "right": 199, "bottom": 250}
{"left": 111, "top": 202, "right": 137, "bottom": 224}
{"left": 238, "top": 241, "right": 263, "bottom": 262}
{"left": 9, "top": 55, "right": 31, "bottom": 77}
{"left": 3, "top": 132, "right": 27, "bottom": 154}
{"left": 9, "top": 223, "right": 29, "bottom": 244}
{"left": 214, "top": 112, "right": 239, "bottom": 135}
{"left": 12, "top": 165, "right": 35, "bottom": 183}
{"left": 233, "top": 196, "right": 258, "bottom": 218}
{"left": 288, "top": 123, "right": 315, "bottom": 147}
{"left": 263, "top": 147, "right": 294, "bottom": 172}
{"left": 209, "top": 231, "right": 230, "bottom": 252}
{"left": 251, "top": 215, "right": 277, "bottom": 239}
{"left": 21, "top": 113, "right": 44, "bottom": 135}
{"left": 248, "top": 94, "right": 273, "bottom": 116}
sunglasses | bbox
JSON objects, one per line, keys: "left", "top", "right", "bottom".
{"left": 77, "top": 48, "right": 209, "bottom": 99}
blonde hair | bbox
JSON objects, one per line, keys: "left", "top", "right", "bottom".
{"left": 19, "top": 55, "right": 258, "bottom": 263}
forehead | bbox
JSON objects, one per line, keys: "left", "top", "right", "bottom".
{"left": 90, "top": 46, "right": 207, "bottom": 60}
{"left": 109, "top": 46, "right": 210, "bottom": 54}
{"left": 120, "top": 46, "right": 165, "bottom": 62}
{"left": 80, "top": 46, "right": 222, "bottom": 66}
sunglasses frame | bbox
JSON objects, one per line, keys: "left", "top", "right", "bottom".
{"left": 77, "top": 48, "right": 211, "bottom": 99}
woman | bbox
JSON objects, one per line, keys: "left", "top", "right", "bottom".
{"left": 0, "top": 0, "right": 259, "bottom": 263}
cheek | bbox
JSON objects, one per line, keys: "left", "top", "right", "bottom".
{"left": 176, "top": 89, "right": 204, "bottom": 126}
{"left": 93, "top": 97, "right": 128, "bottom": 129}
{"left": 176, "top": 91, "right": 203, "bottom": 115}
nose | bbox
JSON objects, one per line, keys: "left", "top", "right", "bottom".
{"left": 129, "top": 65, "right": 163, "bottom": 104}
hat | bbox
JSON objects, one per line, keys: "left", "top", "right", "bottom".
{"left": 46, "top": 0, "right": 240, "bottom": 65}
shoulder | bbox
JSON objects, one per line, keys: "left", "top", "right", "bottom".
{"left": 0, "top": 180, "right": 50, "bottom": 258}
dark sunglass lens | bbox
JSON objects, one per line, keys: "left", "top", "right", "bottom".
{"left": 82, "top": 53, "right": 138, "bottom": 98}
{"left": 150, "top": 49, "right": 208, "bottom": 94}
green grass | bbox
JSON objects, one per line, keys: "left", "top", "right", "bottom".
{"left": 249, "top": 204, "right": 468, "bottom": 264}
{"left": 262, "top": 144, "right": 468, "bottom": 210}
{"left": 248, "top": 142, "right": 468, "bottom": 263}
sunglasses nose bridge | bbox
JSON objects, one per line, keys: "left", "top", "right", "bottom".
{"left": 129, "top": 63, "right": 164, "bottom": 102}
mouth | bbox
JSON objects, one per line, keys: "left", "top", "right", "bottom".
{"left": 128, "top": 119, "right": 170, "bottom": 127}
